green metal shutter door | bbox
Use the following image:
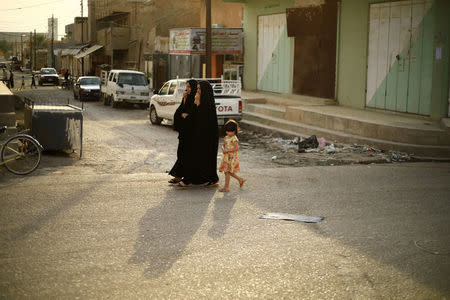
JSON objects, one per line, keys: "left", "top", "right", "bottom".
{"left": 257, "top": 13, "right": 291, "bottom": 94}
{"left": 366, "top": 0, "right": 434, "bottom": 115}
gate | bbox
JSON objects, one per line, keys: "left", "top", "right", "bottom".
{"left": 366, "top": 0, "right": 434, "bottom": 115}
{"left": 257, "top": 13, "right": 292, "bottom": 94}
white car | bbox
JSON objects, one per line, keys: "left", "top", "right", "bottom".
{"left": 149, "top": 78, "right": 242, "bottom": 126}
{"left": 39, "top": 68, "right": 59, "bottom": 85}
{"left": 100, "top": 69, "right": 151, "bottom": 108}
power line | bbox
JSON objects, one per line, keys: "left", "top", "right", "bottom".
{"left": 0, "top": 0, "right": 62, "bottom": 11}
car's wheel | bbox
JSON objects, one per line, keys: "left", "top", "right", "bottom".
{"left": 149, "top": 105, "right": 162, "bottom": 125}
{"left": 102, "top": 94, "right": 108, "bottom": 105}
{"left": 110, "top": 96, "right": 117, "bottom": 108}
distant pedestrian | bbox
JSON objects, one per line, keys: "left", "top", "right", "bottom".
{"left": 64, "top": 69, "right": 71, "bottom": 89}
{"left": 9, "top": 69, "right": 14, "bottom": 89}
{"left": 218, "top": 120, "right": 246, "bottom": 192}
{"left": 31, "top": 73, "right": 37, "bottom": 89}
{"left": 2, "top": 67, "right": 7, "bottom": 83}
{"left": 19, "top": 76, "right": 25, "bottom": 90}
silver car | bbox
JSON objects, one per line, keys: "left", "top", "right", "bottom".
{"left": 74, "top": 76, "right": 101, "bottom": 101}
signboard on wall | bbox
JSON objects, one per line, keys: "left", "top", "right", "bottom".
{"left": 169, "top": 28, "right": 243, "bottom": 55}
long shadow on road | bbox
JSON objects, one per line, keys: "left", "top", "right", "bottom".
{"left": 208, "top": 193, "right": 238, "bottom": 240}
{"left": 129, "top": 187, "right": 216, "bottom": 279}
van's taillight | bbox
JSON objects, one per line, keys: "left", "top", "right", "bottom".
{"left": 238, "top": 100, "right": 242, "bottom": 113}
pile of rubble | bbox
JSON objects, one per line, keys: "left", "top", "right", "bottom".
{"left": 238, "top": 130, "right": 412, "bottom": 167}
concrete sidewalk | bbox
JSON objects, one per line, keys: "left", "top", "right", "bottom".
{"left": 242, "top": 90, "right": 450, "bottom": 158}
{"left": 0, "top": 163, "right": 449, "bottom": 298}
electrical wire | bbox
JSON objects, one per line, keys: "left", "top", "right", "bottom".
{"left": 0, "top": 0, "right": 62, "bottom": 11}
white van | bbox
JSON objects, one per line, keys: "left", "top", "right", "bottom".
{"left": 100, "top": 70, "right": 151, "bottom": 108}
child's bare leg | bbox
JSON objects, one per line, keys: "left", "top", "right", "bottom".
{"left": 230, "top": 173, "right": 246, "bottom": 188}
{"left": 219, "top": 172, "right": 231, "bottom": 192}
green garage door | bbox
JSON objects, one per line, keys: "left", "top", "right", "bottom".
{"left": 257, "top": 13, "right": 292, "bottom": 94}
{"left": 366, "top": 0, "right": 434, "bottom": 115}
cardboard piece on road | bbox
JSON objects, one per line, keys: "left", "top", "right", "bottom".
{"left": 260, "top": 212, "right": 324, "bottom": 223}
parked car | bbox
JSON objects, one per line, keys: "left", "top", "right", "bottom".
{"left": 149, "top": 77, "right": 242, "bottom": 126}
{"left": 100, "top": 69, "right": 151, "bottom": 108}
{"left": 39, "top": 68, "right": 59, "bottom": 85}
{"left": 73, "top": 76, "right": 101, "bottom": 101}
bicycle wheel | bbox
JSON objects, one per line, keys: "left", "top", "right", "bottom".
{"left": 1, "top": 134, "right": 41, "bottom": 175}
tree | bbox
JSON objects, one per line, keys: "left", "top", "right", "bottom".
{"left": 35, "top": 34, "right": 49, "bottom": 49}
{"left": 0, "top": 40, "right": 12, "bottom": 57}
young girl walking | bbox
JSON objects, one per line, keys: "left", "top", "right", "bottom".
{"left": 218, "top": 120, "right": 246, "bottom": 192}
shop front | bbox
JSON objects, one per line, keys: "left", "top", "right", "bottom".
{"left": 168, "top": 27, "right": 243, "bottom": 80}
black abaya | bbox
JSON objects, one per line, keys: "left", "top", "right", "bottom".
{"left": 168, "top": 79, "right": 197, "bottom": 178}
{"left": 182, "top": 81, "right": 219, "bottom": 185}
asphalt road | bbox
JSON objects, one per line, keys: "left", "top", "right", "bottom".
{"left": 0, "top": 85, "right": 449, "bottom": 298}
{"left": 0, "top": 163, "right": 449, "bottom": 298}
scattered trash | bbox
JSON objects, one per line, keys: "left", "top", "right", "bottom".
{"left": 298, "top": 135, "right": 319, "bottom": 152}
{"left": 260, "top": 212, "right": 324, "bottom": 223}
{"left": 283, "top": 144, "right": 298, "bottom": 152}
{"left": 325, "top": 144, "right": 336, "bottom": 154}
{"left": 318, "top": 137, "right": 326, "bottom": 147}
{"left": 238, "top": 130, "right": 412, "bottom": 167}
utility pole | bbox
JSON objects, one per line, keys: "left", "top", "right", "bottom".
{"left": 30, "top": 32, "right": 33, "bottom": 70}
{"left": 110, "top": 21, "right": 114, "bottom": 69}
{"left": 81, "top": 0, "right": 85, "bottom": 75}
{"left": 20, "top": 34, "right": 23, "bottom": 67}
{"left": 205, "top": 0, "right": 211, "bottom": 78}
{"left": 51, "top": 14, "right": 55, "bottom": 68}
{"left": 34, "top": 30, "right": 37, "bottom": 70}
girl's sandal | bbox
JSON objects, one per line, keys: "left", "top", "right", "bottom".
{"left": 239, "top": 178, "right": 247, "bottom": 188}
{"left": 218, "top": 187, "right": 229, "bottom": 192}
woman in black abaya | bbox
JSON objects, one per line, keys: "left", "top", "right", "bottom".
{"left": 168, "top": 79, "right": 198, "bottom": 184}
{"left": 178, "top": 80, "right": 219, "bottom": 186}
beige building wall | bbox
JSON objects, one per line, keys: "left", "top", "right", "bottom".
{"left": 94, "top": 0, "right": 132, "bottom": 20}
{"left": 73, "top": 17, "right": 89, "bottom": 44}
{"left": 141, "top": 0, "right": 201, "bottom": 55}
{"left": 200, "top": 0, "right": 243, "bottom": 28}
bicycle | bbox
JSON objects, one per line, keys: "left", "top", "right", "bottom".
{"left": 0, "top": 126, "right": 43, "bottom": 175}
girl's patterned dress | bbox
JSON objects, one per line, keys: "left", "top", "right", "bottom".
{"left": 219, "top": 135, "right": 240, "bottom": 173}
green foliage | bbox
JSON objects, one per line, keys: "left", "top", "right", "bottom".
{"left": 0, "top": 39, "right": 12, "bottom": 57}
{"left": 35, "top": 34, "right": 49, "bottom": 49}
